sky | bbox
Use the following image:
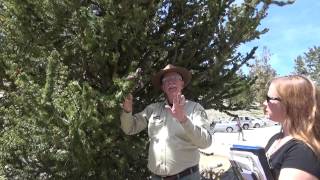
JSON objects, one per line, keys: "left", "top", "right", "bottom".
{"left": 239, "top": 0, "right": 320, "bottom": 76}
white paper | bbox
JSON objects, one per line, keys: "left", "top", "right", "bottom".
{"left": 230, "top": 150, "right": 268, "bottom": 180}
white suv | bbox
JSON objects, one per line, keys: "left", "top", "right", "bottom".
{"left": 230, "top": 116, "right": 254, "bottom": 129}
{"left": 251, "top": 118, "right": 267, "bottom": 128}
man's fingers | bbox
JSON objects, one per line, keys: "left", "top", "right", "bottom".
{"left": 123, "top": 93, "right": 133, "bottom": 103}
{"left": 165, "top": 105, "right": 173, "bottom": 114}
{"left": 176, "top": 93, "right": 185, "bottom": 106}
{"left": 127, "top": 93, "right": 133, "bottom": 101}
{"left": 124, "top": 98, "right": 131, "bottom": 103}
{"left": 172, "top": 94, "right": 178, "bottom": 105}
{"left": 180, "top": 95, "right": 185, "bottom": 105}
{"left": 122, "top": 93, "right": 133, "bottom": 113}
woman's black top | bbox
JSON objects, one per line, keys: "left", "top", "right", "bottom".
{"left": 265, "top": 133, "right": 320, "bottom": 179}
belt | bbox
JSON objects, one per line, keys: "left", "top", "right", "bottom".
{"left": 155, "top": 165, "right": 199, "bottom": 180}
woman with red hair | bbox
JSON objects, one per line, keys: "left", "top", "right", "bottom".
{"left": 264, "top": 75, "right": 320, "bottom": 180}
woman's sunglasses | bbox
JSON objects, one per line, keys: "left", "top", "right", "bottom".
{"left": 266, "top": 95, "right": 281, "bottom": 102}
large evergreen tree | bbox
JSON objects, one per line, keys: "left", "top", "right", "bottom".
{"left": 0, "top": 0, "right": 293, "bottom": 179}
{"left": 294, "top": 46, "right": 320, "bottom": 84}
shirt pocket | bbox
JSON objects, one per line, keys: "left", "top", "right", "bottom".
{"left": 148, "top": 114, "right": 164, "bottom": 138}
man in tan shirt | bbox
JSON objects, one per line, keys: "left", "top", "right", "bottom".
{"left": 121, "top": 64, "right": 212, "bottom": 179}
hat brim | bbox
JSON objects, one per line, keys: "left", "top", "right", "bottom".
{"left": 152, "top": 67, "right": 191, "bottom": 90}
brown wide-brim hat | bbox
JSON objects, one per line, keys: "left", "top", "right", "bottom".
{"left": 152, "top": 64, "right": 192, "bottom": 90}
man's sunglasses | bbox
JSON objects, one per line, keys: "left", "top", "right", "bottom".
{"left": 266, "top": 95, "right": 281, "bottom": 102}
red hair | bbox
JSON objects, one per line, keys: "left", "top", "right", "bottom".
{"left": 271, "top": 75, "right": 320, "bottom": 157}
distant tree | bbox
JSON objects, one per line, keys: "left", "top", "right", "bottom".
{"left": 294, "top": 56, "right": 308, "bottom": 75}
{"left": 294, "top": 46, "right": 320, "bottom": 84}
{"left": 249, "top": 47, "right": 277, "bottom": 104}
{"left": 0, "top": 0, "right": 293, "bottom": 179}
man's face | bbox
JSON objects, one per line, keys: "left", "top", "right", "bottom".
{"left": 161, "top": 72, "right": 184, "bottom": 98}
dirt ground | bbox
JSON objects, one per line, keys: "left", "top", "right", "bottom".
{"left": 200, "top": 153, "right": 230, "bottom": 172}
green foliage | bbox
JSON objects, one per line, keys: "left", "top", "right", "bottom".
{"left": 1, "top": 0, "right": 150, "bottom": 179}
{"left": 0, "top": 0, "right": 293, "bottom": 179}
{"left": 225, "top": 71, "right": 257, "bottom": 111}
{"left": 0, "top": 61, "right": 148, "bottom": 179}
{"left": 294, "top": 46, "right": 320, "bottom": 84}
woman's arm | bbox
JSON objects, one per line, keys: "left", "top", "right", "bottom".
{"left": 279, "top": 168, "right": 318, "bottom": 180}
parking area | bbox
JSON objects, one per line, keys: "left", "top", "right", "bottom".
{"left": 199, "top": 125, "right": 281, "bottom": 171}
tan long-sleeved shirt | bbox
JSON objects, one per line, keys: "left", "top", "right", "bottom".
{"left": 120, "top": 100, "right": 212, "bottom": 176}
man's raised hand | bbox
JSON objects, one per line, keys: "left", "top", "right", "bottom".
{"left": 122, "top": 93, "right": 133, "bottom": 113}
{"left": 166, "top": 93, "right": 187, "bottom": 123}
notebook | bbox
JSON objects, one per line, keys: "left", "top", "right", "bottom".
{"left": 229, "top": 144, "right": 274, "bottom": 180}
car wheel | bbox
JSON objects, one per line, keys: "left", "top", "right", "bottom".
{"left": 243, "top": 124, "right": 249, "bottom": 130}
{"left": 254, "top": 123, "right": 260, "bottom": 128}
{"left": 226, "top": 127, "right": 233, "bottom": 133}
